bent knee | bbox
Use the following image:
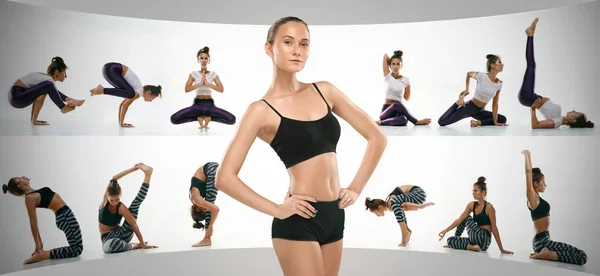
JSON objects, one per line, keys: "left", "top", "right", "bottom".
{"left": 498, "top": 115, "right": 507, "bottom": 124}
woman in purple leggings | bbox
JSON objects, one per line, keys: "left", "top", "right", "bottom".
{"left": 170, "top": 47, "right": 236, "bottom": 129}
{"left": 376, "top": 51, "right": 431, "bottom": 127}
{"left": 518, "top": 18, "right": 593, "bottom": 129}
{"left": 89, "top": 62, "right": 162, "bottom": 128}
{"left": 8, "top": 57, "right": 85, "bottom": 125}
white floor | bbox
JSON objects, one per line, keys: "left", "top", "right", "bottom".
{"left": 0, "top": 119, "right": 598, "bottom": 136}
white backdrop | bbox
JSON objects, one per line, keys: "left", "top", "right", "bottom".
{"left": 0, "top": 135, "right": 598, "bottom": 274}
{"left": 0, "top": 0, "right": 598, "bottom": 130}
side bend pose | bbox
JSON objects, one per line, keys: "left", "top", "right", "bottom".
{"left": 518, "top": 18, "right": 594, "bottom": 129}
{"left": 8, "top": 57, "right": 84, "bottom": 125}
{"left": 437, "top": 55, "right": 508, "bottom": 127}
{"left": 522, "top": 150, "right": 587, "bottom": 265}
{"left": 438, "top": 177, "right": 512, "bottom": 254}
{"left": 365, "top": 185, "right": 434, "bottom": 246}
{"left": 3, "top": 176, "right": 83, "bottom": 264}
{"left": 215, "top": 16, "right": 387, "bottom": 276}
{"left": 189, "top": 162, "right": 220, "bottom": 247}
{"left": 376, "top": 51, "right": 431, "bottom": 126}
{"left": 98, "top": 163, "right": 157, "bottom": 253}
{"left": 171, "top": 47, "right": 236, "bottom": 129}
{"left": 89, "top": 62, "right": 162, "bottom": 128}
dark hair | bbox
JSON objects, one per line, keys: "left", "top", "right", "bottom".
{"left": 532, "top": 168, "right": 544, "bottom": 184}
{"left": 197, "top": 47, "right": 210, "bottom": 58}
{"left": 191, "top": 206, "right": 207, "bottom": 229}
{"left": 569, "top": 114, "right": 594, "bottom": 128}
{"left": 389, "top": 50, "right": 404, "bottom": 64}
{"left": 267, "top": 16, "right": 309, "bottom": 44}
{"left": 143, "top": 85, "right": 162, "bottom": 98}
{"left": 364, "top": 197, "right": 386, "bottom": 211}
{"left": 474, "top": 176, "right": 487, "bottom": 193}
{"left": 47, "top": 56, "right": 68, "bottom": 75}
{"left": 100, "top": 179, "right": 122, "bottom": 208}
{"left": 3, "top": 177, "right": 24, "bottom": 196}
{"left": 486, "top": 54, "right": 500, "bottom": 72}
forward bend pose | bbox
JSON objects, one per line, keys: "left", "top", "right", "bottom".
{"left": 522, "top": 150, "right": 587, "bottom": 265}
{"left": 3, "top": 176, "right": 83, "bottom": 264}
{"left": 437, "top": 55, "right": 508, "bottom": 127}
{"left": 98, "top": 163, "right": 157, "bottom": 253}
{"left": 8, "top": 57, "right": 85, "bottom": 125}
{"left": 215, "top": 16, "right": 387, "bottom": 276}
{"left": 518, "top": 18, "right": 594, "bottom": 129}
{"left": 376, "top": 51, "right": 431, "bottom": 126}
{"left": 89, "top": 62, "right": 162, "bottom": 128}
{"left": 171, "top": 47, "right": 236, "bottom": 129}
{"left": 438, "top": 177, "right": 512, "bottom": 254}
{"left": 189, "top": 162, "right": 220, "bottom": 247}
{"left": 365, "top": 185, "right": 434, "bottom": 246}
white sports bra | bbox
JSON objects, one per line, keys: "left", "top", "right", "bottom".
{"left": 19, "top": 72, "right": 54, "bottom": 88}
{"left": 473, "top": 72, "right": 503, "bottom": 104}
{"left": 384, "top": 72, "right": 410, "bottom": 102}
{"left": 191, "top": 71, "right": 217, "bottom": 96}
{"left": 539, "top": 100, "right": 563, "bottom": 128}
{"left": 123, "top": 68, "right": 144, "bottom": 96}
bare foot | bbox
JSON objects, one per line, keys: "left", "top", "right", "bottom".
{"left": 90, "top": 85, "right": 104, "bottom": 96}
{"left": 23, "top": 252, "right": 44, "bottom": 264}
{"left": 443, "top": 245, "right": 450, "bottom": 248}
{"left": 32, "top": 120, "right": 49, "bottom": 126}
{"left": 416, "top": 118, "right": 432, "bottom": 125}
{"left": 121, "top": 123, "right": 134, "bottom": 128}
{"left": 66, "top": 99, "right": 85, "bottom": 107}
{"left": 423, "top": 202, "right": 435, "bottom": 208}
{"left": 526, "top": 18, "right": 539, "bottom": 36}
{"left": 192, "top": 239, "right": 212, "bottom": 247}
{"left": 467, "top": 244, "right": 482, "bottom": 252}
{"left": 530, "top": 247, "right": 554, "bottom": 260}
{"left": 61, "top": 106, "right": 75, "bottom": 114}
{"left": 470, "top": 120, "right": 481, "bottom": 127}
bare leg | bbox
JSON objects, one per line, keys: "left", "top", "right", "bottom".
{"left": 321, "top": 240, "right": 343, "bottom": 276}
{"left": 204, "top": 117, "right": 211, "bottom": 129}
{"left": 272, "top": 239, "right": 326, "bottom": 276}
{"left": 470, "top": 120, "right": 482, "bottom": 127}
{"left": 31, "top": 94, "right": 49, "bottom": 125}
{"left": 399, "top": 222, "right": 411, "bottom": 247}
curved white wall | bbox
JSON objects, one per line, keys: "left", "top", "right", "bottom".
{"left": 0, "top": 0, "right": 598, "bottom": 131}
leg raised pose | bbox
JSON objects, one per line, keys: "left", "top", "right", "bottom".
{"left": 98, "top": 163, "right": 157, "bottom": 253}
{"left": 365, "top": 185, "right": 434, "bottom": 246}
{"left": 189, "top": 162, "right": 221, "bottom": 247}
{"left": 215, "top": 16, "right": 387, "bottom": 276}
{"left": 3, "top": 176, "right": 83, "bottom": 264}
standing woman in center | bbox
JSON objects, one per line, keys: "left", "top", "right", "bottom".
{"left": 215, "top": 16, "right": 387, "bottom": 276}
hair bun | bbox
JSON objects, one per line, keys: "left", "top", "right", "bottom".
{"left": 393, "top": 50, "right": 403, "bottom": 57}
{"left": 586, "top": 121, "right": 594, "bottom": 128}
{"left": 477, "top": 176, "right": 486, "bottom": 183}
{"left": 203, "top": 46, "right": 210, "bottom": 52}
{"left": 532, "top": 168, "right": 542, "bottom": 174}
{"left": 52, "top": 56, "right": 64, "bottom": 63}
{"left": 2, "top": 184, "right": 8, "bottom": 194}
{"left": 486, "top": 54, "right": 495, "bottom": 59}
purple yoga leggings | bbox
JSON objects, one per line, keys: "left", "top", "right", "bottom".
{"left": 170, "top": 98, "right": 236, "bottom": 125}
{"left": 518, "top": 36, "right": 543, "bottom": 107}
{"left": 8, "top": 81, "right": 67, "bottom": 109}
{"left": 101, "top": 62, "right": 136, "bottom": 99}
{"left": 379, "top": 101, "right": 418, "bottom": 126}
{"left": 437, "top": 100, "right": 507, "bottom": 126}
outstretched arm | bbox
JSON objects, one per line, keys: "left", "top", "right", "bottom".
{"left": 488, "top": 204, "right": 513, "bottom": 254}
{"left": 118, "top": 204, "right": 147, "bottom": 247}
{"left": 439, "top": 203, "right": 472, "bottom": 239}
{"left": 112, "top": 165, "right": 140, "bottom": 181}
{"left": 323, "top": 81, "right": 387, "bottom": 199}
{"left": 522, "top": 150, "right": 539, "bottom": 209}
{"left": 25, "top": 195, "right": 43, "bottom": 251}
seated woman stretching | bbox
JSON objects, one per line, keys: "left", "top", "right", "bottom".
{"left": 438, "top": 177, "right": 512, "bottom": 254}
{"left": 98, "top": 163, "right": 157, "bottom": 253}
{"left": 518, "top": 18, "right": 593, "bottom": 129}
{"left": 189, "top": 162, "right": 220, "bottom": 247}
{"left": 3, "top": 176, "right": 83, "bottom": 264}
{"left": 365, "top": 185, "right": 434, "bottom": 246}
{"left": 521, "top": 150, "right": 587, "bottom": 265}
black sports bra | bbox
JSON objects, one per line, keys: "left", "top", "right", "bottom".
{"left": 528, "top": 196, "right": 550, "bottom": 221}
{"left": 262, "top": 83, "right": 341, "bottom": 169}
{"left": 98, "top": 202, "right": 123, "bottom": 226}
{"left": 472, "top": 201, "right": 491, "bottom": 226}
{"left": 27, "top": 187, "right": 55, "bottom": 209}
{"left": 190, "top": 176, "right": 207, "bottom": 201}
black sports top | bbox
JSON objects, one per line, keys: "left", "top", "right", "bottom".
{"left": 262, "top": 83, "right": 341, "bottom": 169}
{"left": 528, "top": 197, "right": 550, "bottom": 221}
{"left": 472, "top": 201, "right": 491, "bottom": 226}
{"left": 190, "top": 176, "right": 207, "bottom": 200}
{"left": 98, "top": 202, "right": 123, "bottom": 226}
{"left": 27, "top": 187, "right": 55, "bottom": 209}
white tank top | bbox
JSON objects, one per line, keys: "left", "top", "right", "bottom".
{"left": 19, "top": 72, "right": 55, "bottom": 88}
{"left": 539, "top": 100, "right": 563, "bottom": 128}
{"left": 191, "top": 71, "right": 217, "bottom": 96}
{"left": 384, "top": 72, "right": 410, "bottom": 102}
{"left": 123, "top": 68, "right": 144, "bottom": 96}
{"left": 473, "top": 72, "right": 503, "bottom": 103}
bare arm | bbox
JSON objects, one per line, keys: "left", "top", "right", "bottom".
{"left": 403, "top": 85, "right": 411, "bottom": 101}
{"left": 322, "top": 81, "right": 387, "bottom": 195}
{"left": 492, "top": 90, "right": 500, "bottom": 125}
{"left": 465, "top": 71, "right": 478, "bottom": 91}
{"left": 184, "top": 74, "right": 202, "bottom": 93}
{"left": 443, "top": 203, "right": 472, "bottom": 233}
{"left": 206, "top": 75, "right": 224, "bottom": 93}
{"left": 25, "top": 195, "right": 42, "bottom": 250}
{"left": 523, "top": 150, "right": 539, "bottom": 209}
{"left": 112, "top": 166, "right": 139, "bottom": 180}
{"left": 488, "top": 204, "right": 511, "bottom": 253}
{"left": 530, "top": 108, "right": 556, "bottom": 129}
{"left": 190, "top": 188, "right": 220, "bottom": 228}
{"left": 119, "top": 94, "right": 139, "bottom": 126}
{"left": 382, "top": 54, "right": 390, "bottom": 76}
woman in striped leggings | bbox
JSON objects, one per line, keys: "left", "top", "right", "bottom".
{"left": 98, "top": 163, "right": 157, "bottom": 253}
{"left": 189, "top": 162, "right": 220, "bottom": 247}
{"left": 522, "top": 150, "right": 587, "bottom": 265}
{"left": 3, "top": 176, "right": 83, "bottom": 264}
{"left": 365, "top": 185, "right": 434, "bottom": 246}
{"left": 438, "top": 177, "right": 512, "bottom": 254}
